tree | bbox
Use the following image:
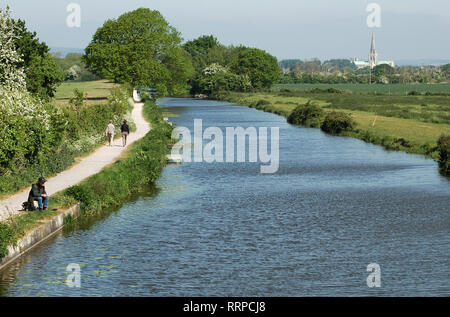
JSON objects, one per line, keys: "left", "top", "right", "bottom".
{"left": 231, "top": 47, "right": 280, "bottom": 89}
{"left": 84, "top": 8, "right": 193, "bottom": 96}
{"left": 53, "top": 53, "right": 100, "bottom": 82}
{"left": 278, "top": 59, "right": 302, "bottom": 71}
{"left": 441, "top": 63, "right": 450, "bottom": 79}
{"left": 25, "top": 54, "right": 64, "bottom": 99}
{"left": 0, "top": 7, "right": 26, "bottom": 91}
{"left": 188, "top": 43, "right": 241, "bottom": 77}
{"left": 373, "top": 64, "right": 394, "bottom": 77}
{"left": 292, "top": 59, "right": 321, "bottom": 75}
{"left": 183, "top": 35, "right": 219, "bottom": 57}
{"left": 12, "top": 18, "right": 64, "bottom": 99}
{"left": 191, "top": 63, "right": 251, "bottom": 95}
{"left": 322, "top": 59, "right": 356, "bottom": 71}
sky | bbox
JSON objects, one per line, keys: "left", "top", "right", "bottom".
{"left": 2, "top": 0, "right": 449, "bottom": 61}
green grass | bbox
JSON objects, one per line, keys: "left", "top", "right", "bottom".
{"left": 273, "top": 83, "right": 450, "bottom": 95}
{"left": 220, "top": 91, "right": 450, "bottom": 160}
{"left": 0, "top": 100, "right": 172, "bottom": 258}
{"left": 53, "top": 80, "right": 118, "bottom": 106}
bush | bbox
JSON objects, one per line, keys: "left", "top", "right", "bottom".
{"left": 0, "top": 222, "right": 15, "bottom": 258}
{"left": 256, "top": 99, "right": 271, "bottom": 106}
{"left": 309, "top": 88, "right": 344, "bottom": 94}
{"left": 193, "top": 70, "right": 252, "bottom": 95}
{"left": 437, "top": 134, "right": 450, "bottom": 176}
{"left": 66, "top": 185, "right": 95, "bottom": 206}
{"left": 0, "top": 85, "right": 132, "bottom": 195}
{"left": 320, "top": 111, "right": 355, "bottom": 134}
{"left": 287, "top": 101, "right": 324, "bottom": 128}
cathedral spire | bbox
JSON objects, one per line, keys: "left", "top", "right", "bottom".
{"left": 368, "top": 31, "right": 378, "bottom": 69}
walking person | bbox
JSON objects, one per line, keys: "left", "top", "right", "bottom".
{"left": 121, "top": 120, "right": 130, "bottom": 147}
{"left": 28, "top": 177, "right": 49, "bottom": 211}
{"left": 105, "top": 120, "right": 115, "bottom": 146}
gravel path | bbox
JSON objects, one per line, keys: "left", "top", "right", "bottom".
{"left": 0, "top": 101, "right": 150, "bottom": 222}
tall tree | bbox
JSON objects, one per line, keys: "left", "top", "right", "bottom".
{"left": 13, "top": 18, "right": 64, "bottom": 99}
{"left": 84, "top": 8, "right": 193, "bottom": 96}
{"left": 183, "top": 35, "right": 219, "bottom": 57}
{"left": 231, "top": 47, "right": 280, "bottom": 89}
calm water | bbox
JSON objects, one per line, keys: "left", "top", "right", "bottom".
{"left": 1, "top": 98, "right": 449, "bottom": 296}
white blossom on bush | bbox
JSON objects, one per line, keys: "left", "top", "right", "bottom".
{"left": 203, "top": 63, "right": 228, "bottom": 76}
{"left": 0, "top": 6, "right": 26, "bottom": 91}
{"left": 0, "top": 86, "right": 50, "bottom": 130}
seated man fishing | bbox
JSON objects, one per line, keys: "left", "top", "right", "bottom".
{"left": 28, "top": 177, "right": 49, "bottom": 211}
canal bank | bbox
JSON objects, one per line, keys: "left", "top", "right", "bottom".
{"left": 0, "top": 100, "right": 172, "bottom": 267}
{"left": 211, "top": 92, "right": 450, "bottom": 177}
{"left": 0, "top": 204, "right": 81, "bottom": 271}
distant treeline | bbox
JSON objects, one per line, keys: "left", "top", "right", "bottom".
{"left": 52, "top": 53, "right": 101, "bottom": 82}
{"left": 278, "top": 58, "right": 450, "bottom": 84}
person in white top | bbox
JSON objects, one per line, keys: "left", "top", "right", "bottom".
{"left": 105, "top": 120, "right": 115, "bottom": 146}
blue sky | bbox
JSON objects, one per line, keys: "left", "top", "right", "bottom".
{"left": 2, "top": 0, "right": 449, "bottom": 60}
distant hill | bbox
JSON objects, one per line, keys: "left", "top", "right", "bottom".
{"left": 50, "top": 47, "right": 84, "bottom": 57}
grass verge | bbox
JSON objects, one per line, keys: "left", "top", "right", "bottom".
{"left": 213, "top": 91, "right": 450, "bottom": 175}
{"left": 0, "top": 100, "right": 172, "bottom": 258}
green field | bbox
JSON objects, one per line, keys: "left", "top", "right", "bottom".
{"left": 273, "top": 83, "right": 450, "bottom": 95}
{"left": 53, "top": 80, "right": 118, "bottom": 106}
{"left": 222, "top": 89, "right": 450, "bottom": 159}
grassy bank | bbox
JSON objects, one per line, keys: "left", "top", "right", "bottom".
{"left": 214, "top": 89, "right": 450, "bottom": 173}
{"left": 0, "top": 100, "right": 172, "bottom": 258}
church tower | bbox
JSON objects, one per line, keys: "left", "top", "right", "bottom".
{"left": 368, "top": 32, "right": 378, "bottom": 69}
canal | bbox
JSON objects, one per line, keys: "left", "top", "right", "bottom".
{"left": 1, "top": 98, "right": 449, "bottom": 296}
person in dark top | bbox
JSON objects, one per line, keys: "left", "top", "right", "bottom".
{"left": 28, "top": 177, "right": 49, "bottom": 211}
{"left": 121, "top": 120, "right": 130, "bottom": 147}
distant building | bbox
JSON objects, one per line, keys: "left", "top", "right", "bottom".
{"left": 351, "top": 32, "right": 395, "bottom": 69}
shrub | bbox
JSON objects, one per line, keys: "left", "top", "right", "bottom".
{"left": 0, "top": 85, "right": 131, "bottom": 196}
{"left": 66, "top": 185, "right": 95, "bottom": 206}
{"left": 287, "top": 101, "right": 324, "bottom": 128}
{"left": 320, "top": 111, "right": 355, "bottom": 134}
{"left": 309, "top": 88, "right": 344, "bottom": 94}
{"left": 256, "top": 99, "right": 271, "bottom": 106}
{"left": 437, "top": 134, "right": 450, "bottom": 176}
{"left": 0, "top": 222, "right": 15, "bottom": 258}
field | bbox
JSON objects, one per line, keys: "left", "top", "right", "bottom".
{"left": 273, "top": 83, "right": 450, "bottom": 95}
{"left": 53, "top": 80, "right": 118, "bottom": 106}
{"left": 223, "top": 89, "right": 450, "bottom": 159}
